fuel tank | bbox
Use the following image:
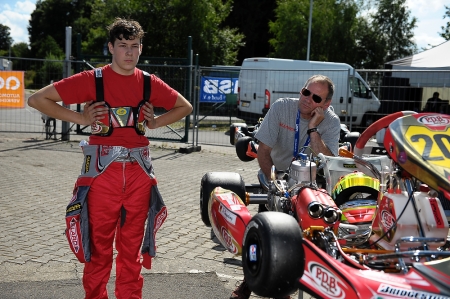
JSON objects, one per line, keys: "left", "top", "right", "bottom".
{"left": 371, "top": 189, "right": 448, "bottom": 250}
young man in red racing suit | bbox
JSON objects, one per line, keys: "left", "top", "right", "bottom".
{"left": 28, "top": 18, "right": 192, "bottom": 299}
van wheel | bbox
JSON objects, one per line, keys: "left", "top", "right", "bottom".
{"left": 200, "top": 172, "right": 246, "bottom": 226}
{"left": 243, "top": 212, "right": 304, "bottom": 298}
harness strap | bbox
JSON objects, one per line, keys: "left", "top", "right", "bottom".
{"left": 94, "top": 68, "right": 104, "bottom": 102}
{"left": 92, "top": 68, "right": 152, "bottom": 136}
{"left": 143, "top": 71, "right": 151, "bottom": 101}
{"left": 94, "top": 69, "right": 151, "bottom": 103}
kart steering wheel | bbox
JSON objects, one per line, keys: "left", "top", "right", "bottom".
{"left": 353, "top": 111, "right": 417, "bottom": 157}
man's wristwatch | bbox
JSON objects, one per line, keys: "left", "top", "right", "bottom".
{"left": 307, "top": 127, "right": 319, "bottom": 135}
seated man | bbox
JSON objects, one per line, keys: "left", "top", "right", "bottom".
{"left": 423, "top": 92, "right": 445, "bottom": 113}
{"left": 230, "top": 74, "right": 340, "bottom": 299}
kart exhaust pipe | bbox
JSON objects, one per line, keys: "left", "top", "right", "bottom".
{"left": 323, "top": 208, "right": 340, "bottom": 224}
{"left": 308, "top": 202, "right": 324, "bottom": 218}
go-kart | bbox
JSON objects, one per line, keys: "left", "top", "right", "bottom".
{"left": 200, "top": 111, "right": 450, "bottom": 298}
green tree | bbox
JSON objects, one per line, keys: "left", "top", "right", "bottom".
{"left": 36, "top": 36, "right": 64, "bottom": 58}
{"left": 353, "top": 17, "right": 387, "bottom": 69}
{"left": 223, "top": 0, "right": 277, "bottom": 65}
{"left": 29, "top": 0, "right": 93, "bottom": 59}
{"left": 11, "top": 42, "right": 31, "bottom": 58}
{"left": 371, "top": 0, "right": 417, "bottom": 62}
{"left": 268, "top": 0, "right": 309, "bottom": 59}
{"left": 0, "top": 24, "right": 14, "bottom": 53}
{"left": 268, "top": 0, "right": 361, "bottom": 64}
{"left": 83, "top": 0, "right": 244, "bottom": 66}
{"left": 10, "top": 42, "right": 32, "bottom": 71}
{"left": 439, "top": 5, "right": 450, "bottom": 40}
{"left": 40, "top": 53, "right": 64, "bottom": 85}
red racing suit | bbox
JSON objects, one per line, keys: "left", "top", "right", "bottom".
{"left": 56, "top": 65, "right": 177, "bottom": 299}
{"left": 65, "top": 144, "right": 167, "bottom": 299}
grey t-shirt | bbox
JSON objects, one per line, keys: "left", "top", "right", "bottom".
{"left": 254, "top": 97, "right": 340, "bottom": 171}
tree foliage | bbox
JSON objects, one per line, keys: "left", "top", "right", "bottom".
{"left": 11, "top": 42, "right": 31, "bottom": 58}
{"left": 29, "top": 0, "right": 93, "bottom": 59}
{"left": 20, "top": 0, "right": 422, "bottom": 68}
{"left": 440, "top": 5, "right": 450, "bottom": 41}
{"left": 268, "top": 0, "right": 361, "bottom": 64}
{"left": 371, "top": 0, "right": 417, "bottom": 63}
{"left": 267, "top": 0, "right": 416, "bottom": 68}
{"left": 0, "top": 24, "right": 13, "bottom": 52}
{"left": 223, "top": 0, "right": 276, "bottom": 65}
{"left": 79, "top": 0, "right": 244, "bottom": 66}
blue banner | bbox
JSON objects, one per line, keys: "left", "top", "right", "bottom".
{"left": 200, "top": 76, "right": 239, "bottom": 103}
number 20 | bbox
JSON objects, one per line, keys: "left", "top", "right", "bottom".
{"left": 410, "top": 134, "right": 450, "bottom": 160}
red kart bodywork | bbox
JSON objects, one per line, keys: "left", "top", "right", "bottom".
{"left": 300, "top": 239, "right": 450, "bottom": 299}
{"left": 208, "top": 187, "right": 252, "bottom": 255}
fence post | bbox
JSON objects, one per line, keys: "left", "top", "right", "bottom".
{"left": 61, "top": 26, "right": 72, "bottom": 141}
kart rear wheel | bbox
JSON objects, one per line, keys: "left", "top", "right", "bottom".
{"left": 200, "top": 172, "right": 246, "bottom": 226}
{"left": 235, "top": 136, "right": 255, "bottom": 162}
{"left": 242, "top": 212, "right": 304, "bottom": 298}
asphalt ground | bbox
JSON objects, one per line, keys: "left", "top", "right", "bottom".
{"left": 0, "top": 132, "right": 305, "bottom": 299}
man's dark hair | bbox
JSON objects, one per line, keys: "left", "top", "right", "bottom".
{"left": 107, "top": 18, "right": 145, "bottom": 45}
{"left": 433, "top": 92, "right": 439, "bottom": 97}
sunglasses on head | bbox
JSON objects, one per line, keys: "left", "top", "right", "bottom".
{"left": 301, "top": 88, "right": 324, "bottom": 104}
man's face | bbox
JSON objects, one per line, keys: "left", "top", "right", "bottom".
{"left": 299, "top": 81, "right": 331, "bottom": 114}
{"left": 108, "top": 36, "right": 142, "bottom": 74}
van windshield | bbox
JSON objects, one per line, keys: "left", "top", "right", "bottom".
{"left": 350, "top": 77, "right": 371, "bottom": 99}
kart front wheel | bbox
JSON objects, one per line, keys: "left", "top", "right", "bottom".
{"left": 242, "top": 212, "right": 304, "bottom": 298}
{"left": 199, "top": 172, "right": 246, "bottom": 226}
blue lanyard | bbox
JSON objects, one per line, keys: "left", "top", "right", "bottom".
{"left": 293, "top": 110, "right": 310, "bottom": 159}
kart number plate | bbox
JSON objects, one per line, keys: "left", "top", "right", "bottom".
{"left": 404, "top": 126, "right": 450, "bottom": 168}
{"left": 241, "top": 101, "right": 250, "bottom": 107}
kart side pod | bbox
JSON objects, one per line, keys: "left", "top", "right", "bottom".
{"left": 208, "top": 187, "right": 252, "bottom": 255}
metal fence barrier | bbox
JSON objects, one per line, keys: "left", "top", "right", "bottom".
{"left": 1, "top": 56, "right": 449, "bottom": 147}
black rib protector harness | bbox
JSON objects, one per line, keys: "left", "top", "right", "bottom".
{"left": 92, "top": 68, "right": 151, "bottom": 136}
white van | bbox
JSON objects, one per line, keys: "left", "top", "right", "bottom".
{"left": 237, "top": 58, "right": 380, "bottom": 128}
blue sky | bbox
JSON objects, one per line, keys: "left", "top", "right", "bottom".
{"left": 0, "top": 0, "right": 448, "bottom": 53}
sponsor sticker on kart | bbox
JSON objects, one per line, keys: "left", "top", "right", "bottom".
{"left": 219, "top": 203, "right": 237, "bottom": 225}
{"left": 220, "top": 226, "right": 238, "bottom": 254}
{"left": 308, "top": 262, "right": 345, "bottom": 299}
{"left": 377, "top": 284, "right": 450, "bottom": 299}
{"left": 249, "top": 244, "right": 257, "bottom": 262}
{"left": 216, "top": 192, "right": 243, "bottom": 208}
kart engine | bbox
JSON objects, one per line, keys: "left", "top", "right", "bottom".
{"left": 266, "top": 154, "right": 341, "bottom": 232}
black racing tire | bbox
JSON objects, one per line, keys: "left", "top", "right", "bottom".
{"left": 200, "top": 172, "right": 246, "bottom": 226}
{"left": 235, "top": 136, "right": 255, "bottom": 162}
{"left": 333, "top": 185, "right": 379, "bottom": 207}
{"left": 242, "top": 212, "right": 304, "bottom": 298}
{"left": 230, "top": 123, "right": 247, "bottom": 145}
